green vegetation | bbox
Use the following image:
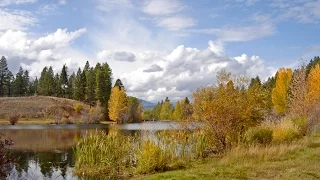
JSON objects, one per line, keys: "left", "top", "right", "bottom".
{"left": 144, "top": 131, "right": 320, "bottom": 180}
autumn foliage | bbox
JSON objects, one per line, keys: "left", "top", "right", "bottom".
{"left": 108, "top": 86, "right": 128, "bottom": 124}
{"left": 272, "top": 68, "right": 292, "bottom": 114}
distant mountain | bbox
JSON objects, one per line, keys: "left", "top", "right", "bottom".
{"left": 139, "top": 99, "right": 156, "bottom": 109}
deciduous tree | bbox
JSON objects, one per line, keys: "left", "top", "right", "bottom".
{"left": 272, "top": 68, "right": 292, "bottom": 114}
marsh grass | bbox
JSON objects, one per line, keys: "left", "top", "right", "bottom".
{"left": 74, "top": 128, "right": 211, "bottom": 178}
{"left": 74, "top": 130, "right": 136, "bottom": 178}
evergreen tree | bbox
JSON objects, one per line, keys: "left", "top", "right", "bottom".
{"left": 47, "top": 67, "right": 55, "bottom": 96}
{"left": 4, "top": 71, "right": 13, "bottom": 96}
{"left": 13, "top": 67, "right": 25, "bottom": 96}
{"left": 0, "top": 56, "right": 9, "bottom": 96}
{"left": 23, "top": 70, "right": 30, "bottom": 95}
{"left": 38, "top": 67, "right": 48, "bottom": 95}
{"left": 67, "top": 72, "right": 75, "bottom": 99}
{"left": 60, "top": 64, "right": 69, "bottom": 98}
{"left": 95, "top": 67, "right": 106, "bottom": 103}
{"left": 54, "top": 73, "right": 62, "bottom": 97}
{"left": 86, "top": 67, "right": 96, "bottom": 107}
{"left": 74, "top": 68, "right": 85, "bottom": 101}
{"left": 114, "top": 79, "right": 124, "bottom": 89}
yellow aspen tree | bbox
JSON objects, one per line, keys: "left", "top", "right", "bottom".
{"left": 272, "top": 68, "right": 292, "bottom": 114}
{"left": 173, "top": 101, "right": 182, "bottom": 120}
{"left": 108, "top": 86, "right": 128, "bottom": 124}
{"left": 307, "top": 64, "right": 320, "bottom": 104}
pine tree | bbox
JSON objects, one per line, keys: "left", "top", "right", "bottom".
{"left": 4, "top": 71, "right": 13, "bottom": 96}
{"left": 272, "top": 68, "right": 293, "bottom": 113}
{"left": 86, "top": 67, "right": 96, "bottom": 107}
{"left": 108, "top": 86, "right": 128, "bottom": 123}
{"left": 114, "top": 79, "right": 124, "bottom": 89}
{"left": 60, "top": 64, "right": 69, "bottom": 98}
{"left": 54, "top": 73, "right": 62, "bottom": 97}
{"left": 47, "top": 67, "right": 55, "bottom": 96}
{"left": 95, "top": 67, "right": 106, "bottom": 103}
{"left": 23, "top": 70, "right": 30, "bottom": 95}
{"left": 13, "top": 67, "right": 25, "bottom": 96}
{"left": 67, "top": 72, "right": 75, "bottom": 99}
{"left": 38, "top": 67, "right": 48, "bottom": 95}
{"left": 74, "top": 68, "right": 85, "bottom": 101}
{"left": 0, "top": 56, "right": 9, "bottom": 97}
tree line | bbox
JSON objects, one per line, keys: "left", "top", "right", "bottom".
{"left": 0, "top": 55, "right": 144, "bottom": 123}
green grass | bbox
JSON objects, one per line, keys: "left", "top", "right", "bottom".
{"left": 141, "top": 132, "right": 320, "bottom": 180}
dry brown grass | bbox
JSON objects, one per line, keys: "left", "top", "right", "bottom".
{"left": 0, "top": 96, "right": 90, "bottom": 124}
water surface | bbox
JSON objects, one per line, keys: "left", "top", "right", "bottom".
{"left": 1, "top": 122, "right": 180, "bottom": 179}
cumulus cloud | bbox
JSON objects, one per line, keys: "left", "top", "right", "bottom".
{"left": 143, "top": 64, "right": 163, "bottom": 72}
{"left": 0, "top": 28, "right": 88, "bottom": 76}
{"left": 120, "top": 41, "right": 274, "bottom": 102}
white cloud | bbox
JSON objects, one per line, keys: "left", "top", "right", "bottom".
{"left": 190, "top": 23, "right": 275, "bottom": 42}
{"left": 120, "top": 41, "right": 274, "bottom": 102}
{"left": 156, "top": 16, "right": 196, "bottom": 31}
{"left": 0, "top": 0, "right": 36, "bottom": 6}
{"left": 142, "top": 0, "right": 184, "bottom": 16}
{"left": 140, "top": 0, "right": 196, "bottom": 31}
{"left": 0, "top": 28, "right": 88, "bottom": 77}
{"left": 31, "top": 28, "right": 87, "bottom": 51}
{"left": 0, "top": 9, "right": 37, "bottom": 31}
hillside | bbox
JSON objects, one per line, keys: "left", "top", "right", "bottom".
{"left": 0, "top": 96, "right": 90, "bottom": 124}
{"left": 139, "top": 99, "right": 156, "bottom": 109}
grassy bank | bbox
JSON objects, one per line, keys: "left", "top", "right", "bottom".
{"left": 143, "top": 132, "right": 320, "bottom": 180}
{"left": 0, "top": 96, "right": 112, "bottom": 125}
{"left": 0, "top": 118, "right": 115, "bottom": 125}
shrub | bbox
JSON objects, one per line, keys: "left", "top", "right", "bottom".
{"left": 289, "top": 117, "right": 308, "bottom": 136}
{"left": 88, "top": 105, "right": 104, "bottom": 124}
{"left": 272, "top": 120, "right": 300, "bottom": 143}
{"left": 243, "top": 126, "right": 273, "bottom": 145}
{"left": 73, "top": 103, "right": 83, "bottom": 114}
{"left": 136, "top": 140, "right": 170, "bottom": 174}
{"left": 8, "top": 115, "right": 20, "bottom": 125}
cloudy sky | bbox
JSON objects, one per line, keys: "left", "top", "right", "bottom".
{"left": 1, "top": 0, "right": 320, "bottom": 102}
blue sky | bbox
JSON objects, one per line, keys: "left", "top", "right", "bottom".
{"left": 1, "top": 0, "right": 320, "bottom": 102}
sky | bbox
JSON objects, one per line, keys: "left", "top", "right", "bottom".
{"left": 1, "top": 0, "right": 320, "bottom": 102}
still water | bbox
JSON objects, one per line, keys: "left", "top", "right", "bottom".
{"left": 0, "top": 122, "right": 182, "bottom": 180}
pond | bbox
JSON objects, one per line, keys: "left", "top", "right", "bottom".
{"left": 0, "top": 121, "right": 184, "bottom": 180}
